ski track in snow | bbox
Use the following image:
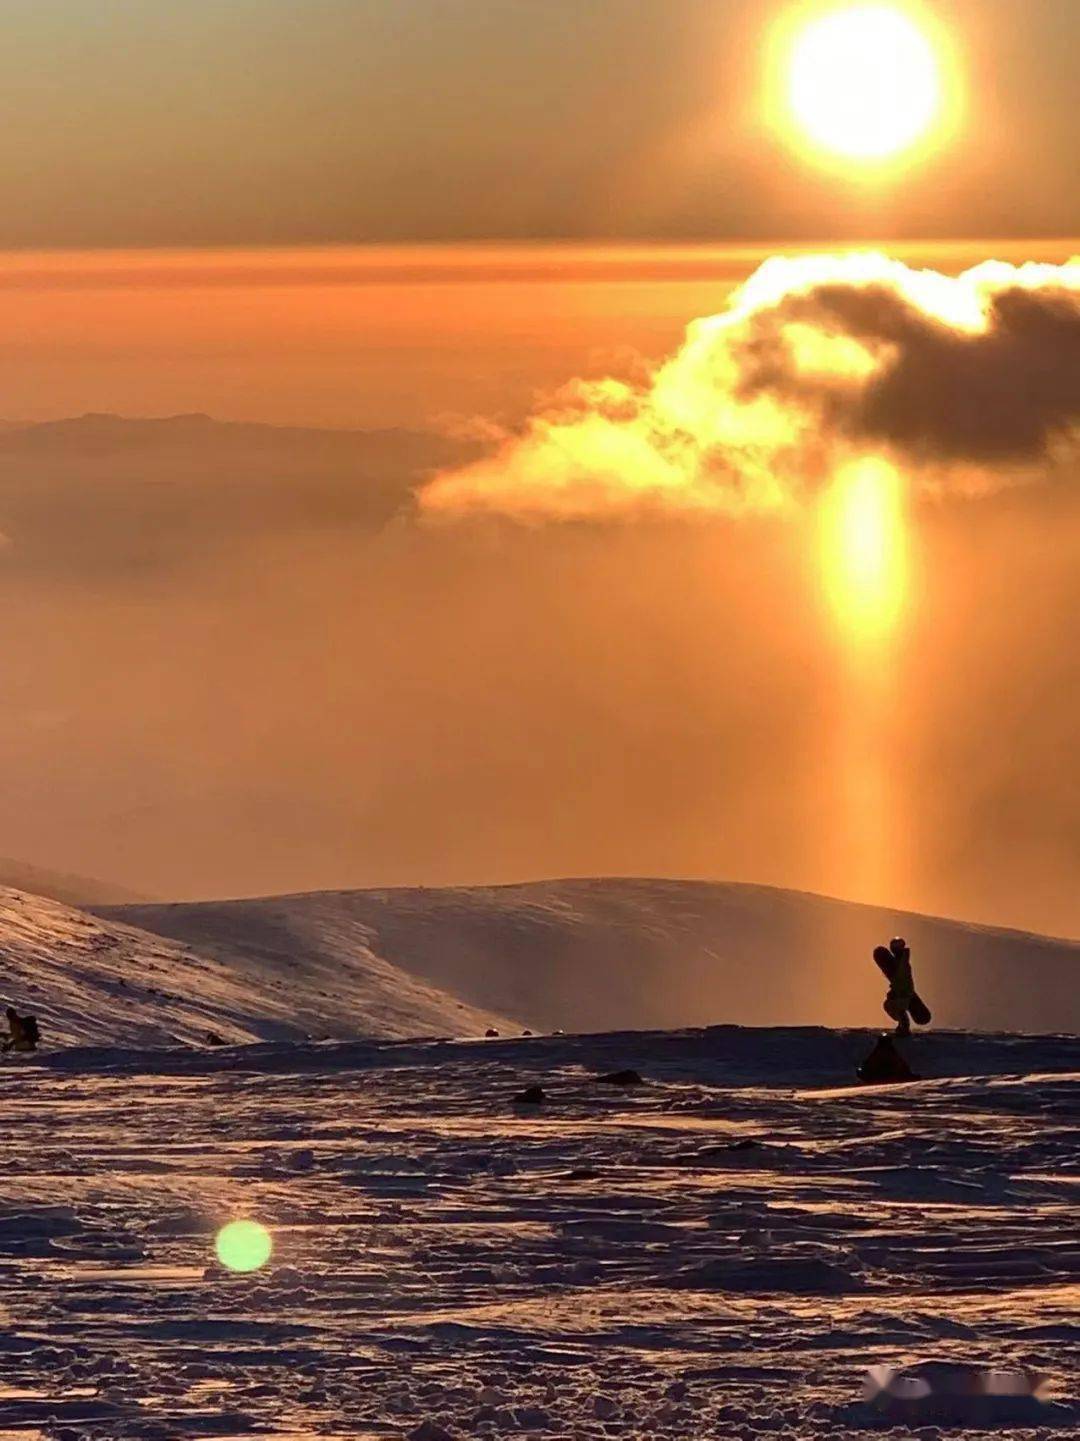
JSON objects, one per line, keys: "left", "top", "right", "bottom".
{"left": 0, "top": 1027, "right": 1074, "bottom": 1439}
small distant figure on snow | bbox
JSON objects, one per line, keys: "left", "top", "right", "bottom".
{"left": 873, "top": 937, "right": 931, "bottom": 1037}
{"left": 2, "top": 1006, "right": 39, "bottom": 1053}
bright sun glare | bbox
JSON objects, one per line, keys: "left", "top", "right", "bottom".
{"left": 787, "top": 4, "right": 942, "bottom": 163}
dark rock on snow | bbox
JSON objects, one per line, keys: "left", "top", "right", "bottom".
{"left": 597, "top": 1068, "right": 645, "bottom": 1086}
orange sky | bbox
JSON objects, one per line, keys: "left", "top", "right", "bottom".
{"left": 0, "top": 2, "right": 1075, "bottom": 248}
{"left": 0, "top": 1, "right": 1075, "bottom": 934}
{"left": 1, "top": 239, "right": 1075, "bottom": 428}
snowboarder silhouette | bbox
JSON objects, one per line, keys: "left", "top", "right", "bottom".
{"left": 873, "top": 937, "right": 931, "bottom": 1036}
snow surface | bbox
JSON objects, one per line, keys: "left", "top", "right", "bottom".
{"left": 108, "top": 877, "right": 1080, "bottom": 1035}
{"left": 0, "top": 888, "right": 515, "bottom": 1049}
{"left": 0, "top": 876, "right": 1075, "bottom": 1437}
{"left": 0, "top": 1025, "right": 1074, "bottom": 1438}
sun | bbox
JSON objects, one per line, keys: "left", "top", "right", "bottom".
{"left": 785, "top": 4, "right": 942, "bottom": 164}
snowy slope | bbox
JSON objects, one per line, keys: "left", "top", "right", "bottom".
{"left": 0, "top": 1026, "right": 1074, "bottom": 1437}
{"left": 0, "top": 887, "right": 515, "bottom": 1048}
{"left": 109, "top": 877, "right": 1080, "bottom": 1035}
{"left": 0, "top": 882, "right": 1074, "bottom": 1438}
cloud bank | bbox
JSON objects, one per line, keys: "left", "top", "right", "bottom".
{"left": 420, "top": 253, "right": 1080, "bottom": 520}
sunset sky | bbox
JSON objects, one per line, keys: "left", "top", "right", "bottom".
{"left": 0, "top": 0, "right": 1075, "bottom": 428}
{"left": 0, "top": 0, "right": 1075, "bottom": 248}
{"left": 0, "top": 2, "right": 1075, "bottom": 939}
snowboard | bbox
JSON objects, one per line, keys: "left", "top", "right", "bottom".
{"left": 908, "top": 993, "right": 932, "bottom": 1026}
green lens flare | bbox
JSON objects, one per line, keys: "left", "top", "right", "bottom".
{"left": 215, "top": 1219, "right": 273, "bottom": 1273}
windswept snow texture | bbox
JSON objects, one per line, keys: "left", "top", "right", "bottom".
{"left": 110, "top": 878, "right": 1080, "bottom": 1034}
{"left": 0, "top": 888, "right": 515, "bottom": 1048}
{"left": 0, "top": 1027, "right": 1074, "bottom": 1438}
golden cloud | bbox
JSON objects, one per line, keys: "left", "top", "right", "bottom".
{"left": 420, "top": 253, "right": 1080, "bottom": 521}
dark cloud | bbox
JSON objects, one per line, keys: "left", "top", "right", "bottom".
{"left": 738, "top": 266, "right": 1080, "bottom": 463}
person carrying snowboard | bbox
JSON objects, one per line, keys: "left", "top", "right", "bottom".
{"left": 872, "top": 937, "right": 930, "bottom": 1037}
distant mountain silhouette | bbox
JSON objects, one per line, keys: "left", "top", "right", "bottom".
{"left": 0, "top": 413, "right": 486, "bottom": 574}
{"left": 0, "top": 411, "right": 476, "bottom": 476}
{"left": 0, "top": 857, "right": 149, "bottom": 907}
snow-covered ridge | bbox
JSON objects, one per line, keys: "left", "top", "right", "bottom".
{"left": 0, "top": 887, "right": 515, "bottom": 1049}
{"left": 6, "top": 874, "right": 1075, "bottom": 1053}
{"left": 106, "top": 877, "right": 1079, "bottom": 1036}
